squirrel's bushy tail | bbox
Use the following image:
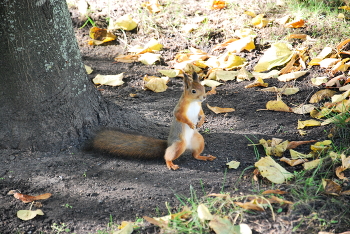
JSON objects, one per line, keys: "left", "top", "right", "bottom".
{"left": 92, "top": 130, "right": 167, "bottom": 159}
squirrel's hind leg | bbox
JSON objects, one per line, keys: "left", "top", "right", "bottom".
{"left": 191, "top": 132, "right": 216, "bottom": 161}
{"left": 164, "top": 141, "right": 186, "bottom": 170}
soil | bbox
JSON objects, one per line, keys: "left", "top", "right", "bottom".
{"left": 1, "top": 1, "right": 350, "bottom": 234}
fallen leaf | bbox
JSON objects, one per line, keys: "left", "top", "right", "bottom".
{"left": 143, "top": 76, "right": 168, "bottom": 92}
{"left": 208, "top": 215, "right": 241, "bottom": 234}
{"left": 215, "top": 70, "right": 239, "bottom": 81}
{"left": 143, "top": 216, "right": 168, "bottom": 228}
{"left": 17, "top": 209, "right": 44, "bottom": 220}
{"left": 254, "top": 43, "right": 294, "bottom": 72}
{"left": 158, "top": 69, "right": 181, "bottom": 77}
{"left": 115, "top": 221, "right": 134, "bottom": 234}
{"left": 207, "top": 103, "right": 235, "bottom": 114}
{"left": 226, "top": 36, "right": 255, "bottom": 53}
{"left": 141, "top": 0, "right": 162, "bottom": 14}
{"left": 114, "top": 54, "right": 139, "bottom": 63}
{"left": 93, "top": 73, "right": 124, "bottom": 86}
{"left": 319, "top": 58, "right": 340, "bottom": 69}
{"left": 113, "top": 14, "right": 137, "bottom": 31}
{"left": 251, "top": 14, "right": 269, "bottom": 28}
{"left": 245, "top": 77, "right": 268, "bottom": 88}
{"left": 85, "top": 65, "right": 93, "bottom": 74}
{"left": 292, "top": 104, "right": 315, "bottom": 114}
{"left": 266, "top": 98, "right": 292, "bottom": 112}
{"left": 309, "top": 89, "right": 337, "bottom": 103}
{"left": 262, "top": 189, "right": 287, "bottom": 195}
{"left": 88, "top": 27, "right": 117, "bottom": 45}
{"left": 197, "top": 204, "right": 213, "bottom": 221}
{"left": 278, "top": 71, "right": 308, "bottom": 82}
{"left": 310, "top": 140, "right": 332, "bottom": 152}
{"left": 280, "top": 157, "right": 306, "bottom": 166}
{"left": 336, "top": 166, "right": 348, "bottom": 180}
{"left": 322, "top": 179, "right": 342, "bottom": 195}
{"left": 235, "top": 201, "right": 264, "bottom": 211}
{"left": 218, "top": 52, "right": 247, "bottom": 70}
{"left": 237, "top": 67, "right": 253, "bottom": 82}
{"left": 226, "top": 160, "right": 240, "bottom": 169}
{"left": 255, "top": 156, "right": 294, "bottom": 183}
{"left": 234, "top": 28, "right": 257, "bottom": 39}
{"left": 285, "top": 18, "right": 305, "bottom": 28}
{"left": 252, "top": 70, "right": 280, "bottom": 79}
{"left": 138, "top": 53, "right": 161, "bottom": 65}
{"left": 311, "top": 77, "right": 328, "bottom": 86}
{"left": 308, "top": 47, "right": 333, "bottom": 66}
{"left": 210, "top": 0, "right": 226, "bottom": 10}
{"left": 201, "top": 79, "right": 223, "bottom": 87}
{"left": 297, "top": 119, "right": 321, "bottom": 129}
{"left": 287, "top": 140, "right": 317, "bottom": 149}
{"left": 289, "top": 149, "right": 313, "bottom": 159}
{"left": 310, "top": 107, "right": 332, "bottom": 119}
{"left": 332, "top": 89, "right": 350, "bottom": 103}
{"left": 13, "top": 192, "right": 52, "bottom": 203}
{"left": 304, "top": 159, "right": 322, "bottom": 170}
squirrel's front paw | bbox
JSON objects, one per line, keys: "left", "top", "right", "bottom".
{"left": 166, "top": 161, "right": 180, "bottom": 170}
{"left": 188, "top": 123, "right": 195, "bottom": 129}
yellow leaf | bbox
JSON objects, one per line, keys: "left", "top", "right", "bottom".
{"left": 144, "top": 38, "right": 163, "bottom": 51}
{"left": 85, "top": 65, "right": 93, "bottom": 74}
{"left": 234, "top": 28, "right": 257, "bottom": 38}
{"left": 93, "top": 73, "right": 124, "bottom": 86}
{"left": 158, "top": 69, "right": 181, "bottom": 77}
{"left": 331, "top": 89, "right": 350, "bottom": 103}
{"left": 144, "top": 76, "right": 168, "bottom": 92}
{"left": 304, "top": 159, "right": 322, "bottom": 170}
{"left": 309, "top": 89, "right": 337, "bottom": 103}
{"left": 342, "top": 154, "right": 350, "bottom": 168}
{"left": 209, "top": 216, "right": 241, "bottom": 233}
{"left": 266, "top": 98, "right": 292, "bottom": 112}
{"left": 226, "top": 36, "right": 255, "bottom": 53}
{"left": 141, "top": 0, "right": 162, "bottom": 14}
{"left": 319, "top": 58, "right": 340, "bottom": 69}
{"left": 308, "top": 47, "right": 333, "bottom": 66}
{"left": 292, "top": 104, "right": 315, "bottom": 114}
{"left": 115, "top": 221, "right": 134, "bottom": 234}
{"left": 311, "top": 77, "right": 328, "bottom": 86}
{"left": 252, "top": 70, "right": 280, "bottom": 79}
{"left": 310, "top": 140, "right": 332, "bottom": 152}
{"left": 197, "top": 204, "right": 213, "bottom": 221}
{"left": 17, "top": 209, "right": 44, "bottom": 221}
{"left": 297, "top": 119, "right": 321, "bottom": 129}
{"left": 254, "top": 43, "right": 294, "bottom": 72}
{"left": 255, "top": 156, "right": 294, "bottom": 183}
{"left": 215, "top": 70, "right": 239, "bottom": 81}
{"left": 237, "top": 67, "right": 253, "bottom": 82}
{"left": 207, "top": 103, "right": 235, "bottom": 114}
{"left": 339, "top": 5, "right": 350, "bottom": 11}
{"left": 245, "top": 77, "right": 268, "bottom": 88}
{"left": 201, "top": 79, "right": 223, "bottom": 87}
{"left": 244, "top": 10, "right": 256, "bottom": 17}
{"left": 310, "top": 108, "right": 332, "bottom": 119}
{"left": 251, "top": 14, "right": 269, "bottom": 28}
{"left": 114, "top": 15, "right": 137, "bottom": 31}
{"left": 210, "top": 0, "right": 226, "bottom": 10}
{"left": 226, "top": 160, "right": 240, "bottom": 169}
{"left": 290, "top": 149, "right": 313, "bottom": 159}
{"left": 277, "top": 71, "right": 308, "bottom": 82}
{"left": 114, "top": 54, "right": 139, "bottom": 63}
{"left": 138, "top": 53, "right": 161, "bottom": 65}
{"left": 218, "top": 52, "right": 246, "bottom": 70}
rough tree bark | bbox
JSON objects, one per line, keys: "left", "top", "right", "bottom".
{"left": 0, "top": 0, "right": 108, "bottom": 151}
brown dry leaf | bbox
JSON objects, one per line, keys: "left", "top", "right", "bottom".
{"left": 285, "top": 34, "right": 309, "bottom": 40}
{"left": 337, "top": 38, "right": 350, "bottom": 54}
{"left": 309, "top": 89, "right": 337, "bottom": 103}
{"left": 285, "top": 19, "right": 305, "bottom": 28}
{"left": 287, "top": 140, "right": 317, "bottom": 149}
{"left": 13, "top": 192, "right": 52, "bottom": 203}
{"left": 88, "top": 27, "right": 116, "bottom": 45}
{"left": 206, "top": 86, "right": 217, "bottom": 95}
{"left": 280, "top": 157, "right": 306, "bottom": 166}
{"left": 262, "top": 189, "right": 287, "bottom": 195}
{"left": 210, "top": 0, "right": 226, "bottom": 10}
{"left": 207, "top": 103, "right": 235, "bottom": 114}
{"left": 336, "top": 166, "right": 348, "bottom": 180}
{"left": 325, "top": 74, "right": 346, "bottom": 87}
{"left": 268, "top": 196, "right": 293, "bottom": 205}
{"left": 115, "top": 54, "right": 139, "bottom": 63}
{"left": 141, "top": 0, "right": 162, "bottom": 14}
{"left": 207, "top": 193, "right": 231, "bottom": 199}
{"left": 322, "top": 179, "right": 342, "bottom": 196}
{"left": 143, "top": 216, "right": 168, "bottom": 228}
{"left": 235, "top": 201, "right": 265, "bottom": 211}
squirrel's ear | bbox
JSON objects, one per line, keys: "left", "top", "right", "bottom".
{"left": 192, "top": 72, "right": 199, "bottom": 82}
{"left": 183, "top": 73, "right": 191, "bottom": 89}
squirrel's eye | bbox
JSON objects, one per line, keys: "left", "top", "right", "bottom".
{"left": 191, "top": 89, "right": 197, "bottom": 94}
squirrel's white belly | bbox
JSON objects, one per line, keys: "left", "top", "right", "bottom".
{"left": 184, "top": 102, "right": 200, "bottom": 149}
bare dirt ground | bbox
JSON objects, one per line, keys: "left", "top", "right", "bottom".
{"left": 1, "top": 1, "right": 350, "bottom": 233}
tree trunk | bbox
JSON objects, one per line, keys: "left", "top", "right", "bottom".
{"left": 0, "top": 0, "right": 108, "bottom": 151}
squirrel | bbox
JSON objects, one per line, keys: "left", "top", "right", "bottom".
{"left": 92, "top": 72, "right": 216, "bottom": 170}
